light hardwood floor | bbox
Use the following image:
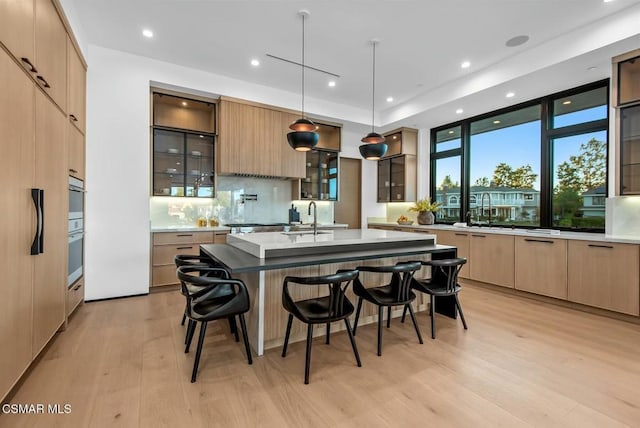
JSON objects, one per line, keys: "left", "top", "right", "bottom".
{"left": 2, "top": 284, "right": 640, "bottom": 427}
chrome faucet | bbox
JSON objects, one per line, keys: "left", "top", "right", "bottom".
{"left": 308, "top": 201, "right": 318, "bottom": 235}
{"left": 480, "top": 192, "right": 492, "bottom": 226}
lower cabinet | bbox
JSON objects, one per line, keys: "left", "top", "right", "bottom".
{"left": 433, "top": 230, "right": 471, "bottom": 279}
{"left": 66, "top": 279, "right": 84, "bottom": 317}
{"left": 469, "top": 233, "right": 514, "bottom": 288}
{"left": 151, "top": 231, "right": 228, "bottom": 287}
{"left": 515, "top": 237, "right": 568, "bottom": 299}
{"left": 568, "top": 240, "right": 640, "bottom": 316}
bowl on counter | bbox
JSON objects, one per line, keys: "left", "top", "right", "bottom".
{"left": 397, "top": 220, "right": 414, "bottom": 225}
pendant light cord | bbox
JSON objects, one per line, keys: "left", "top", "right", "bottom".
{"left": 371, "top": 42, "right": 376, "bottom": 133}
{"left": 301, "top": 14, "right": 305, "bottom": 118}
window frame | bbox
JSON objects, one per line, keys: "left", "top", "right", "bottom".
{"left": 430, "top": 79, "right": 609, "bottom": 232}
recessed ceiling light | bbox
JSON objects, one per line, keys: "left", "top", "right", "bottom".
{"left": 506, "top": 92, "right": 515, "bottom": 98}
{"left": 562, "top": 100, "right": 572, "bottom": 105}
{"left": 505, "top": 35, "right": 529, "bottom": 47}
{"left": 461, "top": 61, "right": 471, "bottom": 69}
{"left": 199, "top": 135, "right": 204, "bottom": 138}
{"left": 142, "top": 29, "right": 154, "bottom": 38}
{"left": 603, "top": 0, "right": 614, "bottom": 3}
{"left": 456, "top": 109, "right": 463, "bottom": 114}
{"left": 448, "top": 130, "right": 454, "bottom": 134}
{"left": 386, "top": 97, "right": 394, "bottom": 102}
{"left": 181, "top": 101, "right": 187, "bottom": 107}
{"left": 250, "top": 59, "right": 260, "bottom": 67}
{"left": 328, "top": 81, "right": 336, "bottom": 87}
{"left": 392, "top": 135, "right": 397, "bottom": 140}
{"left": 493, "top": 120, "right": 501, "bottom": 124}
{"left": 587, "top": 66, "right": 598, "bottom": 71}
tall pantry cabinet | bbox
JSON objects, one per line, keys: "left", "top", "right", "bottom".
{"left": 0, "top": 0, "right": 85, "bottom": 402}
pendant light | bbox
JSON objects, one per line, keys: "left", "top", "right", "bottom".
{"left": 359, "top": 39, "right": 387, "bottom": 160}
{"left": 287, "top": 10, "right": 319, "bottom": 152}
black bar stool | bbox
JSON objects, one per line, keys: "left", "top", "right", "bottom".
{"left": 281, "top": 269, "right": 361, "bottom": 384}
{"left": 352, "top": 261, "right": 423, "bottom": 356}
{"left": 174, "top": 255, "right": 239, "bottom": 342}
{"left": 402, "top": 258, "right": 468, "bottom": 339}
{"left": 177, "top": 265, "right": 253, "bottom": 383}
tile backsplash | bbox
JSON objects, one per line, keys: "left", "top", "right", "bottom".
{"left": 151, "top": 176, "right": 295, "bottom": 228}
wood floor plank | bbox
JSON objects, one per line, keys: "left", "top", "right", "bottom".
{"left": 2, "top": 284, "right": 640, "bottom": 427}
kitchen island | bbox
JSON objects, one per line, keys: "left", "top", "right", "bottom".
{"left": 200, "top": 229, "right": 457, "bottom": 355}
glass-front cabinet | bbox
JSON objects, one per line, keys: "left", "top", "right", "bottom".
{"left": 300, "top": 150, "right": 339, "bottom": 200}
{"left": 620, "top": 105, "right": 640, "bottom": 194}
{"left": 153, "top": 130, "right": 214, "bottom": 197}
{"left": 152, "top": 92, "right": 216, "bottom": 197}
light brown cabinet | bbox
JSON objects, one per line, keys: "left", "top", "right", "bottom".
{"left": 515, "top": 237, "right": 568, "bottom": 299}
{"left": 66, "top": 279, "right": 84, "bottom": 317}
{"left": 382, "top": 127, "right": 417, "bottom": 158}
{"left": 434, "top": 230, "right": 471, "bottom": 279}
{"left": 217, "top": 99, "right": 306, "bottom": 178}
{"left": 68, "top": 121, "right": 84, "bottom": 179}
{"left": 568, "top": 241, "right": 639, "bottom": 316}
{"left": 0, "top": 0, "right": 35, "bottom": 67}
{"left": 0, "top": 48, "right": 36, "bottom": 404}
{"left": 34, "top": 0, "right": 67, "bottom": 110}
{"left": 469, "top": 233, "right": 514, "bottom": 288}
{"left": 151, "top": 231, "right": 228, "bottom": 287}
{"left": 67, "top": 37, "right": 85, "bottom": 132}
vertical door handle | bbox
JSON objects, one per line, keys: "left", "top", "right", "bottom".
{"left": 39, "top": 189, "right": 45, "bottom": 253}
{"left": 31, "top": 189, "right": 42, "bottom": 255}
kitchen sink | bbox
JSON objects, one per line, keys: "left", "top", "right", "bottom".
{"left": 281, "top": 230, "right": 333, "bottom": 236}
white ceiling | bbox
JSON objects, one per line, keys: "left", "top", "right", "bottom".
{"left": 69, "top": 0, "right": 640, "bottom": 128}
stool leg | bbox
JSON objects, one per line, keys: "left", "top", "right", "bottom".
{"left": 181, "top": 313, "right": 186, "bottom": 326}
{"left": 185, "top": 319, "right": 196, "bottom": 353}
{"left": 238, "top": 314, "right": 253, "bottom": 365}
{"left": 353, "top": 297, "right": 363, "bottom": 336}
{"left": 326, "top": 322, "right": 331, "bottom": 345}
{"left": 407, "top": 303, "right": 424, "bottom": 344}
{"left": 430, "top": 295, "right": 436, "bottom": 339}
{"left": 228, "top": 316, "right": 239, "bottom": 342}
{"left": 401, "top": 305, "right": 408, "bottom": 323}
{"left": 387, "top": 306, "right": 391, "bottom": 328}
{"left": 455, "top": 295, "right": 468, "bottom": 330}
{"left": 377, "top": 306, "right": 383, "bottom": 356}
{"left": 344, "top": 318, "right": 361, "bottom": 367}
{"left": 184, "top": 318, "right": 194, "bottom": 344}
{"left": 191, "top": 321, "right": 208, "bottom": 383}
{"left": 304, "top": 324, "right": 314, "bottom": 384}
{"left": 282, "top": 314, "right": 293, "bottom": 358}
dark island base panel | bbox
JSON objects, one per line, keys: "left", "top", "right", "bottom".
{"left": 200, "top": 243, "right": 459, "bottom": 320}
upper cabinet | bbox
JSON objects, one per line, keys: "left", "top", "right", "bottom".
{"left": 217, "top": 98, "right": 306, "bottom": 178}
{"left": 0, "top": 0, "right": 69, "bottom": 111}
{"left": 613, "top": 49, "right": 640, "bottom": 195}
{"left": 377, "top": 127, "right": 418, "bottom": 202}
{"left": 67, "top": 37, "right": 85, "bottom": 133}
{"left": 153, "top": 93, "right": 215, "bottom": 134}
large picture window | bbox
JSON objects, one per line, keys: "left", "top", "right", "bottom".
{"left": 430, "top": 80, "right": 608, "bottom": 231}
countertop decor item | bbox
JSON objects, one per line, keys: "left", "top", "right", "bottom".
{"left": 409, "top": 197, "right": 439, "bottom": 225}
{"left": 359, "top": 39, "right": 387, "bottom": 160}
{"left": 397, "top": 215, "right": 413, "bottom": 225}
{"left": 287, "top": 10, "right": 319, "bottom": 152}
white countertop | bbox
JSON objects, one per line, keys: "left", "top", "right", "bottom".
{"left": 227, "top": 228, "right": 437, "bottom": 258}
{"left": 151, "top": 226, "right": 231, "bottom": 233}
{"left": 368, "top": 222, "right": 640, "bottom": 245}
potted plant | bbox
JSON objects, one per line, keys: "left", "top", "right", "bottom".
{"left": 409, "top": 197, "right": 440, "bottom": 225}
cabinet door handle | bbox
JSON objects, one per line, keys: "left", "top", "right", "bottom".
{"left": 471, "top": 234, "right": 486, "bottom": 238}
{"left": 524, "top": 238, "right": 554, "bottom": 244}
{"left": 36, "top": 75, "right": 50, "bottom": 88}
{"left": 588, "top": 244, "right": 613, "bottom": 249}
{"left": 176, "top": 234, "right": 193, "bottom": 237}
{"left": 73, "top": 282, "right": 83, "bottom": 291}
{"left": 69, "top": 114, "right": 78, "bottom": 122}
{"left": 31, "top": 188, "right": 42, "bottom": 255}
{"left": 455, "top": 233, "right": 468, "bottom": 237}
{"left": 69, "top": 168, "right": 78, "bottom": 174}
{"left": 176, "top": 246, "right": 194, "bottom": 250}
{"left": 21, "top": 57, "right": 37, "bottom": 73}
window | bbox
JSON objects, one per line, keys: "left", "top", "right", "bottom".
{"left": 431, "top": 80, "right": 608, "bottom": 231}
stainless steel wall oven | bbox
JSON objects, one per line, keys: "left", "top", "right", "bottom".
{"left": 68, "top": 177, "right": 84, "bottom": 287}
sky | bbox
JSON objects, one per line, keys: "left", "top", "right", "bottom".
{"left": 435, "top": 105, "right": 608, "bottom": 190}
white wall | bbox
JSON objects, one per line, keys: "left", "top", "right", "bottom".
{"left": 85, "top": 45, "right": 383, "bottom": 299}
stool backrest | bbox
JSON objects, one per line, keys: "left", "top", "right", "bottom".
{"left": 355, "top": 261, "right": 422, "bottom": 303}
{"left": 177, "top": 265, "right": 249, "bottom": 316}
{"left": 283, "top": 269, "right": 359, "bottom": 318}
{"left": 428, "top": 258, "right": 467, "bottom": 293}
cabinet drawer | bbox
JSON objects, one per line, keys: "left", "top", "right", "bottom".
{"left": 66, "top": 280, "right": 84, "bottom": 317}
{"left": 152, "top": 265, "right": 179, "bottom": 287}
{"left": 568, "top": 241, "right": 639, "bottom": 315}
{"left": 153, "top": 231, "right": 215, "bottom": 245}
{"left": 214, "top": 232, "right": 228, "bottom": 244}
{"left": 153, "top": 244, "right": 200, "bottom": 266}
